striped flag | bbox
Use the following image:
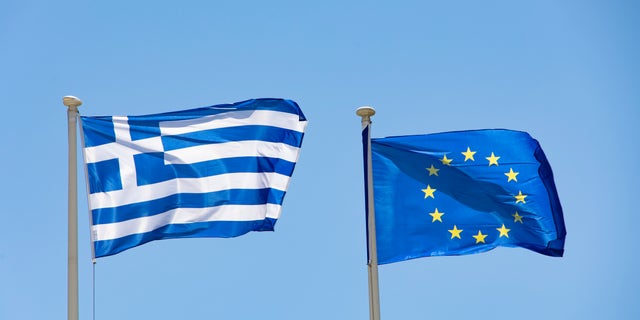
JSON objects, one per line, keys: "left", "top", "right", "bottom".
{"left": 80, "top": 99, "right": 307, "bottom": 258}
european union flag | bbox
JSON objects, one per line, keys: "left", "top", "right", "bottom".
{"left": 370, "top": 129, "right": 566, "bottom": 264}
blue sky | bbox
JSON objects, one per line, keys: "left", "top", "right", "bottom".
{"left": 1, "top": 1, "right": 639, "bottom": 319}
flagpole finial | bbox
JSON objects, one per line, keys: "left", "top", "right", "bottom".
{"left": 63, "top": 96, "right": 82, "bottom": 109}
{"left": 356, "top": 106, "right": 376, "bottom": 124}
{"left": 356, "top": 106, "right": 375, "bottom": 117}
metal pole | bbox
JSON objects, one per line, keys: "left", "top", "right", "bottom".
{"left": 63, "top": 96, "right": 82, "bottom": 320}
{"left": 356, "top": 106, "right": 380, "bottom": 320}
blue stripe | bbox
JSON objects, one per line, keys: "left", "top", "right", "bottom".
{"left": 81, "top": 116, "right": 116, "bottom": 147}
{"left": 161, "top": 125, "right": 303, "bottom": 151}
{"left": 133, "top": 154, "right": 296, "bottom": 187}
{"left": 92, "top": 188, "right": 286, "bottom": 224}
{"left": 94, "top": 218, "right": 277, "bottom": 258}
{"left": 81, "top": 99, "right": 305, "bottom": 147}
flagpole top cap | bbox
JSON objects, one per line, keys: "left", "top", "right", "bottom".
{"left": 63, "top": 96, "right": 82, "bottom": 108}
{"left": 356, "top": 106, "right": 376, "bottom": 118}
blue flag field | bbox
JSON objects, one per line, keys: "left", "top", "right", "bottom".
{"left": 369, "top": 129, "right": 566, "bottom": 264}
{"left": 80, "top": 99, "right": 307, "bottom": 258}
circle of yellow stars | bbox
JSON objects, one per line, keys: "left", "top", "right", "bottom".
{"left": 421, "top": 146, "right": 530, "bottom": 246}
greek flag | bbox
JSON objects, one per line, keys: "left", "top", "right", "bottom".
{"left": 81, "top": 99, "right": 307, "bottom": 258}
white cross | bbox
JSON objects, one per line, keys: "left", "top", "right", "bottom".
{"left": 84, "top": 116, "right": 164, "bottom": 191}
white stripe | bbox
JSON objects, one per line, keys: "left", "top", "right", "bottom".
{"left": 160, "top": 110, "right": 307, "bottom": 135}
{"left": 84, "top": 114, "right": 305, "bottom": 165}
{"left": 88, "top": 172, "right": 292, "bottom": 209}
{"left": 164, "top": 140, "right": 301, "bottom": 165}
{"left": 93, "top": 203, "right": 282, "bottom": 241}
{"left": 83, "top": 134, "right": 163, "bottom": 164}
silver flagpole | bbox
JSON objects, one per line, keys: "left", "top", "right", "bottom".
{"left": 63, "top": 96, "right": 82, "bottom": 320}
{"left": 356, "top": 106, "right": 380, "bottom": 320}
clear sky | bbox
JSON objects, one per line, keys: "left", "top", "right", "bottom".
{"left": 1, "top": 1, "right": 639, "bottom": 319}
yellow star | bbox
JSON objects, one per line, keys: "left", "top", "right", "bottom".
{"left": 448, "top": 225, "right": 463, "bottom": 239}
{"left": 440, "top": 155, "right": 452, "bottom": 166}
{"left": 472, "top": 230, "right": 488, "bottom": 244}
{"left": 505, "top": 168, "right": 519, "bottom": 182}
{"left": 512, "top": 211, "right": 523, "bottom": 223}
{"left": 426, "top": 164, "right": 439, "bottom": 176}
{"left": 515, "top": 191, "right": 527, "bottom": 204}
{"left": 422, "top": 185, "right": 436, "bottom": 199}
{"left": 429, "top": 208, "right": 444, "bottom": 222}
{"left": 486, "top": 152, "right": 500, "bottom": 166}
{"left": 496, "top": 224, "right": 511, "bottom": 238}
{"left": 461, "top": 147, "right": 476, "bottom": 161}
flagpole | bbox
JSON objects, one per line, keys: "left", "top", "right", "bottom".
{"left": 356, "top": 106, "right": 380, "bottom": 320}
{"left": 63, "top": 95, "right": 82, "bottom": 320}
